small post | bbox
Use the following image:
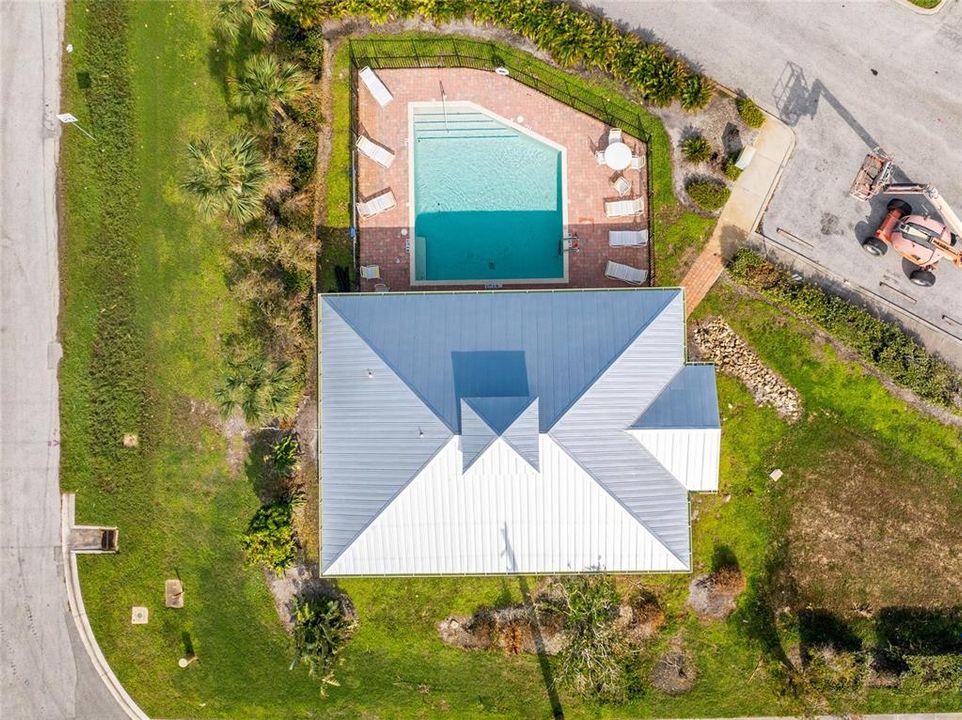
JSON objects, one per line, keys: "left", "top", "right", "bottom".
{"left": 56, "top": 112, "right": 94, "bottom": 140}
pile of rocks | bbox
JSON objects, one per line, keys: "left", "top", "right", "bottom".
{"left": 692, "top": 319, "right": 803, "bottom": 422}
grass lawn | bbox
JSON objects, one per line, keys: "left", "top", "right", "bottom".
{"left": 61, "top": 3, "right": 959, "bottom": 718}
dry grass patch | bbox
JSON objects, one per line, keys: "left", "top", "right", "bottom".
{"left": 784, "top": 432, "right": 962, "bottom": 610}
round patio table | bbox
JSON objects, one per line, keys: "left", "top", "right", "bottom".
{"left": 604, "top": 141, "right": 632, "bottom": 171}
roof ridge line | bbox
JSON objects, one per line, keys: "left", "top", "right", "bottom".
{"left": 324, "top": 297, "right": 455, "bottom": 432}
{"left": 325, "top": 435, "right": 459, "bottom": 574}
{"left": 546, "top": 290, "right": 681, "bottom": 431}
{"left": 544, "top": 433, "right": 689, "bottom": 569}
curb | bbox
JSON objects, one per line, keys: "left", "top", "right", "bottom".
{"left": 61, "top": 493, "right": 151, "bottom": 720}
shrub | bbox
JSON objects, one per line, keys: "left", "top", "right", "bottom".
{"left": 736, "top": 96, "right": 765, "bottom": 128}
{"left": 899, "top": 654, "right": 962, "bottom": 692}
{"left": 242, "top": 495, "right": 302, "bottom": 574}
{"left": 291, "top": 594, "right": 357, "bottom": 692}
{"left": 291, "top": 0, "right": 704, "bottom": 108}
{"left": 681, "top": 135, "right": 712, "bottom": 163}
{"left": 727, "top": 249, "right": 962, "bottom": 406}
{"left": 680, "top": 73, "right": 713, "bottom": 111}
{"left": 269, "top": 433, "right": 300, "bottom": 477}
{"left": 686, "top": 179, "right": 731, "bottom": 212}
{"left": 549, "top": 576, "right": 632, "bottom": 701}
{"left": 724, "top": 156, "right": 742, "bottom": 180}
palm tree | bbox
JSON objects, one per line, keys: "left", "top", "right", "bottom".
{"left": 183, "top": 134, "right": 268, "bottom": 223}
{"left": 233, "top": 54, "right": 310, "bottom": 128}
{"left": 215, "top": 0, "right": 293, "bottom": 45}
{"left": 215, "top": 354, "right": 299, "bottom": 425}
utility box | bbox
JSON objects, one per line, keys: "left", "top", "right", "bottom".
{"left": 734, "top": 146, "right": 756, "bottom": 170}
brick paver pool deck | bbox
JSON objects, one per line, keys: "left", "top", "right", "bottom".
{"left": 354, "top": 67, "right": 649, "bottom": 292}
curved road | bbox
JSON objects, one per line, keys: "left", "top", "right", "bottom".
{"left": 596, "top": 0, "right": 962, "bottom": 362}
{"left": 1, "top": 1, "right": 128, "bottom": 718}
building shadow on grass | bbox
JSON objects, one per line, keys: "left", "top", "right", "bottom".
{"left": 501, "top": 526, "right": 564, "bottom": 720}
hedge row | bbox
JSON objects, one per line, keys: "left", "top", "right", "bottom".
{"left": 288, "top": 0, "right": 713, "bottom": 110}
{"left": 62, "top": 0, "right": 147, "bottom": 493}
{"left": 728, "top": 250, "right": 961, "bottom": 407}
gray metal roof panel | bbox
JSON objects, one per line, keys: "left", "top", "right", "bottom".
{"left": 632, "top": 364, "right": 721, "bottom": 429}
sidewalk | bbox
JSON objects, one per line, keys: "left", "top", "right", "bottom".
{"left": 680, "top": 115, "right": 796, "bottom": 315}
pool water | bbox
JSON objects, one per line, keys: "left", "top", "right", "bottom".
{"left": 412, "top": 105, "right": 564, "bottom": 282}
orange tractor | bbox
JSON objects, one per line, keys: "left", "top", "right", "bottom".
{"left": 852, "top": 151, "right": 962, "bottom": 287}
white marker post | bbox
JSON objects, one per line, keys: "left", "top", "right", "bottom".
{"left": 56, "top": 112, "right": 95, "bottom": 140}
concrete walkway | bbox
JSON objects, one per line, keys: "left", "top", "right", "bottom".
{"left": 681, "top": 114, "right": 796, "bottom": 315}
{"left": 0, "top": 2, "right": 131, "bottom": 718}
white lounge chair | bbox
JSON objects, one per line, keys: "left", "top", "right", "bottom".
{"left": 612, "top": 176, "right": 631, "bottom": 196}
{"left": 608, "top": 127, "right": 623, "bottom": 145}
{"left": 595, "top": 150, "right": 607, "bottom": 165}
{"left": 606, "top": 260, "right": 648, "bottom": 285}
{"left": 630, "top": 154, "right": 646, "bottom": 171}
{"left": 608, "top": 230, "right": 649, "bottom": 247}
{"left": 358, "top": 66, "right": 393, "bottom": 107}
{"left": 356, "top": 190, "right": 396, "bottom": 218}
{"left": 356, "top": 135, "right": 395, "bottom": 168}
{"left": 605, "top": 197, "right": 644, "bottom": 218}
{"left": 360, "top": 264, "right": 380, "bottom": 280}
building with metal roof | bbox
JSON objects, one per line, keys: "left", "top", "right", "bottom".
{"left": 319, "top": 288, "right": 719, "bottom": 576}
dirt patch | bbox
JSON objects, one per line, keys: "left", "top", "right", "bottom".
{"left": 687, "top": 566, "right": 746, "bottom": 621}
{"left": 264, "top": 564, "right": 355, "bottom": 631}
{"left": 650, "top": 637, "right": 697, "bottom": 695}
{"left": 692, "top": 318, "right": 802, "bottom": 421}
{"left": 614, "top": 589, "right": 666, "bottom": 643}
{"left": 438, "top": 605, "right": 567, "bottom": 656}
{"left": 783, "top": 433, "right": 962, "bottom": 609}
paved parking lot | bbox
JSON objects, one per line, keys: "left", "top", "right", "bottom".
{"left": 595, "top": 0, "right": 962, "bottom": 364}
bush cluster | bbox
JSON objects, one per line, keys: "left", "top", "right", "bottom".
{"left": 723, "top": 155, "right": 742, "bottom": 181}
{"left": 242, "top": 496, "right": 302, "bottom": 574}
{"left": 685, "top": 178, "right": 731, "bottom": 211}
{"left": 736, "top": 96, "right": 765, "bottom": 128}
{"left": 287, "top": 0, "right": 713, "bottom": 110}
{"left": 292, "top": 595, "right": 357, "bottom": 693}
{"left": 681, "top": 135, "right": 712, "bottom": 163}
{"left": 728, "top": 249, "right": 961, "bottom": 406}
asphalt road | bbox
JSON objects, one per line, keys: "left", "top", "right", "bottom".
{"left": 1, "top": 2, "right": 128, "bottom": 718}
{"left": 595, "top": 0, "right": 962, "bottom": 363}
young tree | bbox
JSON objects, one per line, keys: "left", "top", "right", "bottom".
{"left": 183, "top": 134, "right": 268, "bottom": 223}
{"left": 215, "top": 352, "right": 299, "bottom": 425}
{"left": 215, "top": 0, "right": 294, "bottom": 45}
{"left": 233, "top": 54, "right": 310, "bottom": 128}
{"left": 291, "top": 595, "right": 357, "bottom": 693}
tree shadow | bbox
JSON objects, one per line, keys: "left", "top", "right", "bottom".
{"left": 710, "top": 544, "right": 740, "bottom": 574}
{"left": 874, "top": 606, "right": 962, "bottom": 663}
{"left": 798, "top": 609, "right": 862, "bottom": 654}
{"left": 245, "top": 426, "right": 288, "bottom": 502}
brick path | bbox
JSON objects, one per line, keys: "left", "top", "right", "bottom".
{"left": 680, "top": 113, "right": 796, "bottom": 316}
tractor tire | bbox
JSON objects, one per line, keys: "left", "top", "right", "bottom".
{"left": 909, "top": 269, "right": 936, "bottom": 287}
{"left": 887, "top": 198, "right": 913, "bottom": 216}
{"left": 860, "top": 237, "right": 888, "bottom": 256}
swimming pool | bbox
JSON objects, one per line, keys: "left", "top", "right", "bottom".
{"left": 410, "top": 102, "right": 566, "bottom": 284}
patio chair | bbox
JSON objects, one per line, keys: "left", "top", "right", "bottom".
{"left": 608, "top": 229, "right": 649, "bottom": 247}
{"left": 356, "top": 135, "right": 395, "bottom": 168}
{"left": 595, "top": 150, "right": 607, "bottom": 165}
{"left": 608, "top": 127, "right": 623, "bottom": 145}
{"left": 356, "top": 190, "right": 396, "bottom": 218}
{"left": 630, "top": 154, "right": 646, "bottom": 171}
{"left": 358, "top": 66, "right": 393, "bottom": 107}
{"left": 604, "top": 197, "right": 644, "bottom": 218}
{"left": 605, "top": 260, "right": 648, "bottom": 285}
{"left": 360, "top": 265, "right": 381, "bottom": 280}
{"left": 612, "top": 176, "right": 631, "bottom": 196}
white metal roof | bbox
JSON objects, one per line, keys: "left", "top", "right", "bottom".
{"left": 319, "top": 289, "right": 719, "bottom": 575}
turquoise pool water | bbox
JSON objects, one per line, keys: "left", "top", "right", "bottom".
{"left": 412, "top": 106, "right": 564, "bottom": 282}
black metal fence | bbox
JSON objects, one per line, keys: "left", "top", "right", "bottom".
{"left": 349, "top": 37, "right": 652, "bottom": 144}
{"left": 347, "top": 37, "right": 656, "bottom": 285}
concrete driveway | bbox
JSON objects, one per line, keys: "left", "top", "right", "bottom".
{"left": 594, "top": 0, "right": 962, "bottom": 363}
{"left": 1, "top": 2, "right": 129, "bottom": 718}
